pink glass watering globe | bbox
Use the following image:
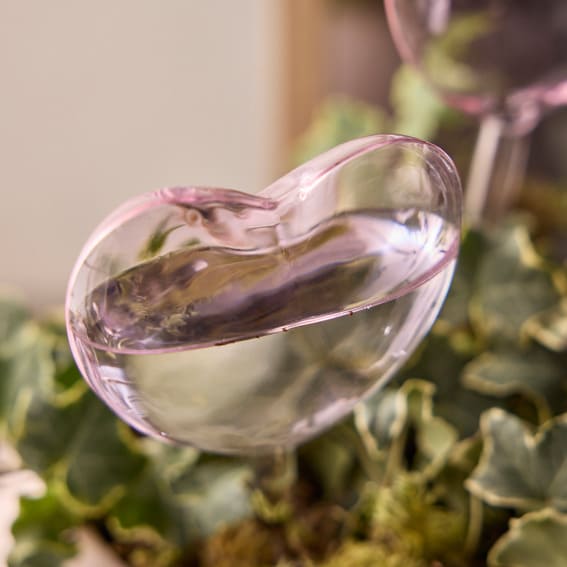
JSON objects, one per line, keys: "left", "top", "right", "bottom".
{"left": 65, "top": 135, "right": 462, "bottom": 455}
{"left": 385, "top": 0, "right": 567, "bottom": 223}
{"left": 385, "top": 0, "right": 567, "bottom": 128}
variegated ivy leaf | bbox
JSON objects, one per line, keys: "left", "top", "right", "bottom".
{"left": 436, "top": 229, "right": 487, "bottom": 331}
{"left": 292, "top": 97, "right": 388, "bottom": 164}
{"left": 390, "top": 64, "right": 455, "bottom": 142}
{"left": 107, "top": 442, "right": 200, "bottom": 553}
{"left": 1, "top": 329, "right": 54, "bottom": 432}
{"left": 395, "top": 333, "right": 494, "bottom": 438}
{"left": 37, "top": 314, "right": 87, "bottom": 403}
{"left": 1, "top": 307, "right": 85, "bottom": 432}
{"left": 403, "top": 380, "right": 458, "bottom": 478}
{"left": 107, "top": 464, "right": 185, "bottom": 566}
{"left": 140, "top": 440, "right": 199, "bottom": 485}
{"left": 523, "top": 299, "right": 567, "bottom": 352}
{"left": 359, "top": 380, "right": 457, "bottom": 478}
{"left": 462, "top": 346, "right": 567, "bottom": 418}
{"left": 472, "top": 225, "right": 559, "bottom": 341}
{"left": 467, "top": 409, "right": 567, "bottom": 511}
{"left": 298, "top": 430, "right": 358, "bottom": 499}
{"left": 171, "top": 459, "right": 253, "bottom": 541}
{"left": 0, "top": 294, "right": 31, "bottom": 356}
{"left": 9, "top": 488, "right": 78, "bottom": 567}
{"left": 356, "top": 388, "right": 406, "bottom": 453}
{"left": 489, "top": 509, "right": 567, "bottom": 567}
{"left": 14, "top": 390, "right": 147, "bottom": 512}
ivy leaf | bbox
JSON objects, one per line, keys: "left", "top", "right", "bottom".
{"left": 62, "top": 401, "right": 147, "bottom": 511}
{"left": 38, "top": 314, "right": 87, "bottom": 403}
{"left": 488, "top": 509, "right": 567, "bottom": 567}
{"left": 15, "top": 390, "right": 147, "bottom": 512}
{"left": 396, "top": 333, "right": 493, "bottom": 438}
{"left": 437, "top": 229, "right": 487, "bottom": 331}
{"left": 172, "top": 459, "right": 254, "bottom": 541}
{"left": 472, "top": 225, "right": 559, "bottom": 341}
{"left": 107, "top": 442, "right": 199, "bottom": 550}
{"left": 463, "top": 346, "right": 567, "bottom": 417}
{"left": 467, "top": 409, "right": 567, "bottom": 511}
{"left": 356, "top": 388, "right": 406, "bottom": 451}
{"left": 107, "top": 464, "right": 185, "bottom": 566}
{"left": 109, "top": 464, "right": 180, "bottom": 536}
{"left": 402, "top": 380, "right": 458, "bottom": 478}
{"left": 1, "top": 329, "right": 54, "bottom": 434}
{"left": 292, "top": 96, "right": 387, "bottom": 164}
{"left": 298, "top": 430, "right": 358, "bottom": 499}
{"left": 390, "top": 64, "right": 453, "bottom": 141}
{"left": 138, "top": 218, "right": 184, "bottom": 261}
{"left": 140, "top": 440, "right": 199, "bottom": 485}
{"left": 0, "top": 294, "right": 31, "bottom": 355}
{"left": 358, "top": 380, "right": 457, "bottom": 479}
{"left": 9, "top": 489, "right": 78, "bottom": 567}
{"left": 523, "top": 299, "right": 567, "bottom": 352}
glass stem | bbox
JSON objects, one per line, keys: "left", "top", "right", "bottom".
{"left": 464, "top": 114, "right": 530, "bottom": 226}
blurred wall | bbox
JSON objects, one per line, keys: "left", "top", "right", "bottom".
{"left": 0, "top": 1, "right": 284, "bottom": 307}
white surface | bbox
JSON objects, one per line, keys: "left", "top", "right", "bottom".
{"left": 0, "top": 1, "right": 284, "bottom": 307}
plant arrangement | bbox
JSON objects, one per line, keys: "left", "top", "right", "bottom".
{"left": 2, "top": 20, "right": 567, "bottom": 567}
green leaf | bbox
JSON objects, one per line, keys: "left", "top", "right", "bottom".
{"left": 140, "top": 440, "right": 199, "bottom": 485}
{"left": 107, "top": 442, "right": 198, "bottom": 545}
{"left": 390, "top": 65, "right": 452, "bottom": 141}
{"left": 62, "top": 400, "right": 147, "bottom": 511}
{"left": 9, "top": 489, "right": 78, "bottom": 567}
{"left": 107, "top": 464, "right": 184, "bottom": 566}
{"left": 38, "top": 313, "right": 87, "bottom": 403}
{"left": 1, "top": 329, "right": 54, "bottom": 433}
{"left": 0, "top": 294, "right": 31, "bottom": 355}
{"left": 396, "top": 333, "right": 493, "bottom": 438}
{"left": 298, "top": 431, "right": 358, "bottom": 499}
{"left": 463, "top": 346, "right": 567, "bottom": 418}
{"left": 489, "top": 509, "right": 567, "bottom": 567}
{"left": 292, "top": 96, "right": 387, "bottom": 165}
{"left": 357, "top": 380, "right": 457, "bottom": 480}
{"left": 467, "top": 409, "right": 567, "bottom": 511}
{"left": 15, "top": 390, "right": 147, "bottom": 511}
{"left": 402, "top": 380, "right": 458, "bottom": 478}
{"left": 472, "top": 225, "right": 559, "bottom": 341}
{"left": 523, "top": 299, "right": 567, "bottom": 352}
{"left": 422, "top": 13, "right": 492, "bottom": 94}
{"left": 356, "top": 388, "right": 406, "bottom": 451}
{"left": 110, "top": 465, "right": 179, "bottom": 533}
{"left": 138, "top": 217, "right": 184, "bottom": 260}
{"left": 437, "top": 228, "right": 487, "bottom": 331}
{"left": 172, "top": 459, "right": 254, "bottom": 541}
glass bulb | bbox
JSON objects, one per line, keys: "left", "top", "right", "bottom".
{"left": 65, "top": 135, "right": 462, "bottom": 455}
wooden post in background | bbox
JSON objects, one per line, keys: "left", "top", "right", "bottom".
{"left": 281, "top": 0, "right": 328, "bottom": 160}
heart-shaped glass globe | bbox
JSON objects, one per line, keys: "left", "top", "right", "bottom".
{"left": 66, "top": 135, "right": 462, "bottom": 455}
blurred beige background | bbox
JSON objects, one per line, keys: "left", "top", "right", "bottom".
{"left": 0, "top": 0, "right": 398, "bottom": 309}
{"left": 0, "top": 1, "right": 286, "bottom": 307}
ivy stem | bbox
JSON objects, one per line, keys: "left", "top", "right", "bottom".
{"left": 464, "top": 494, "right": 483, "bottom": 557}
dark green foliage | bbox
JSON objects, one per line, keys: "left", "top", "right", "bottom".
{"left": 3, "top": 212, "right": 565, "bottom": 566}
